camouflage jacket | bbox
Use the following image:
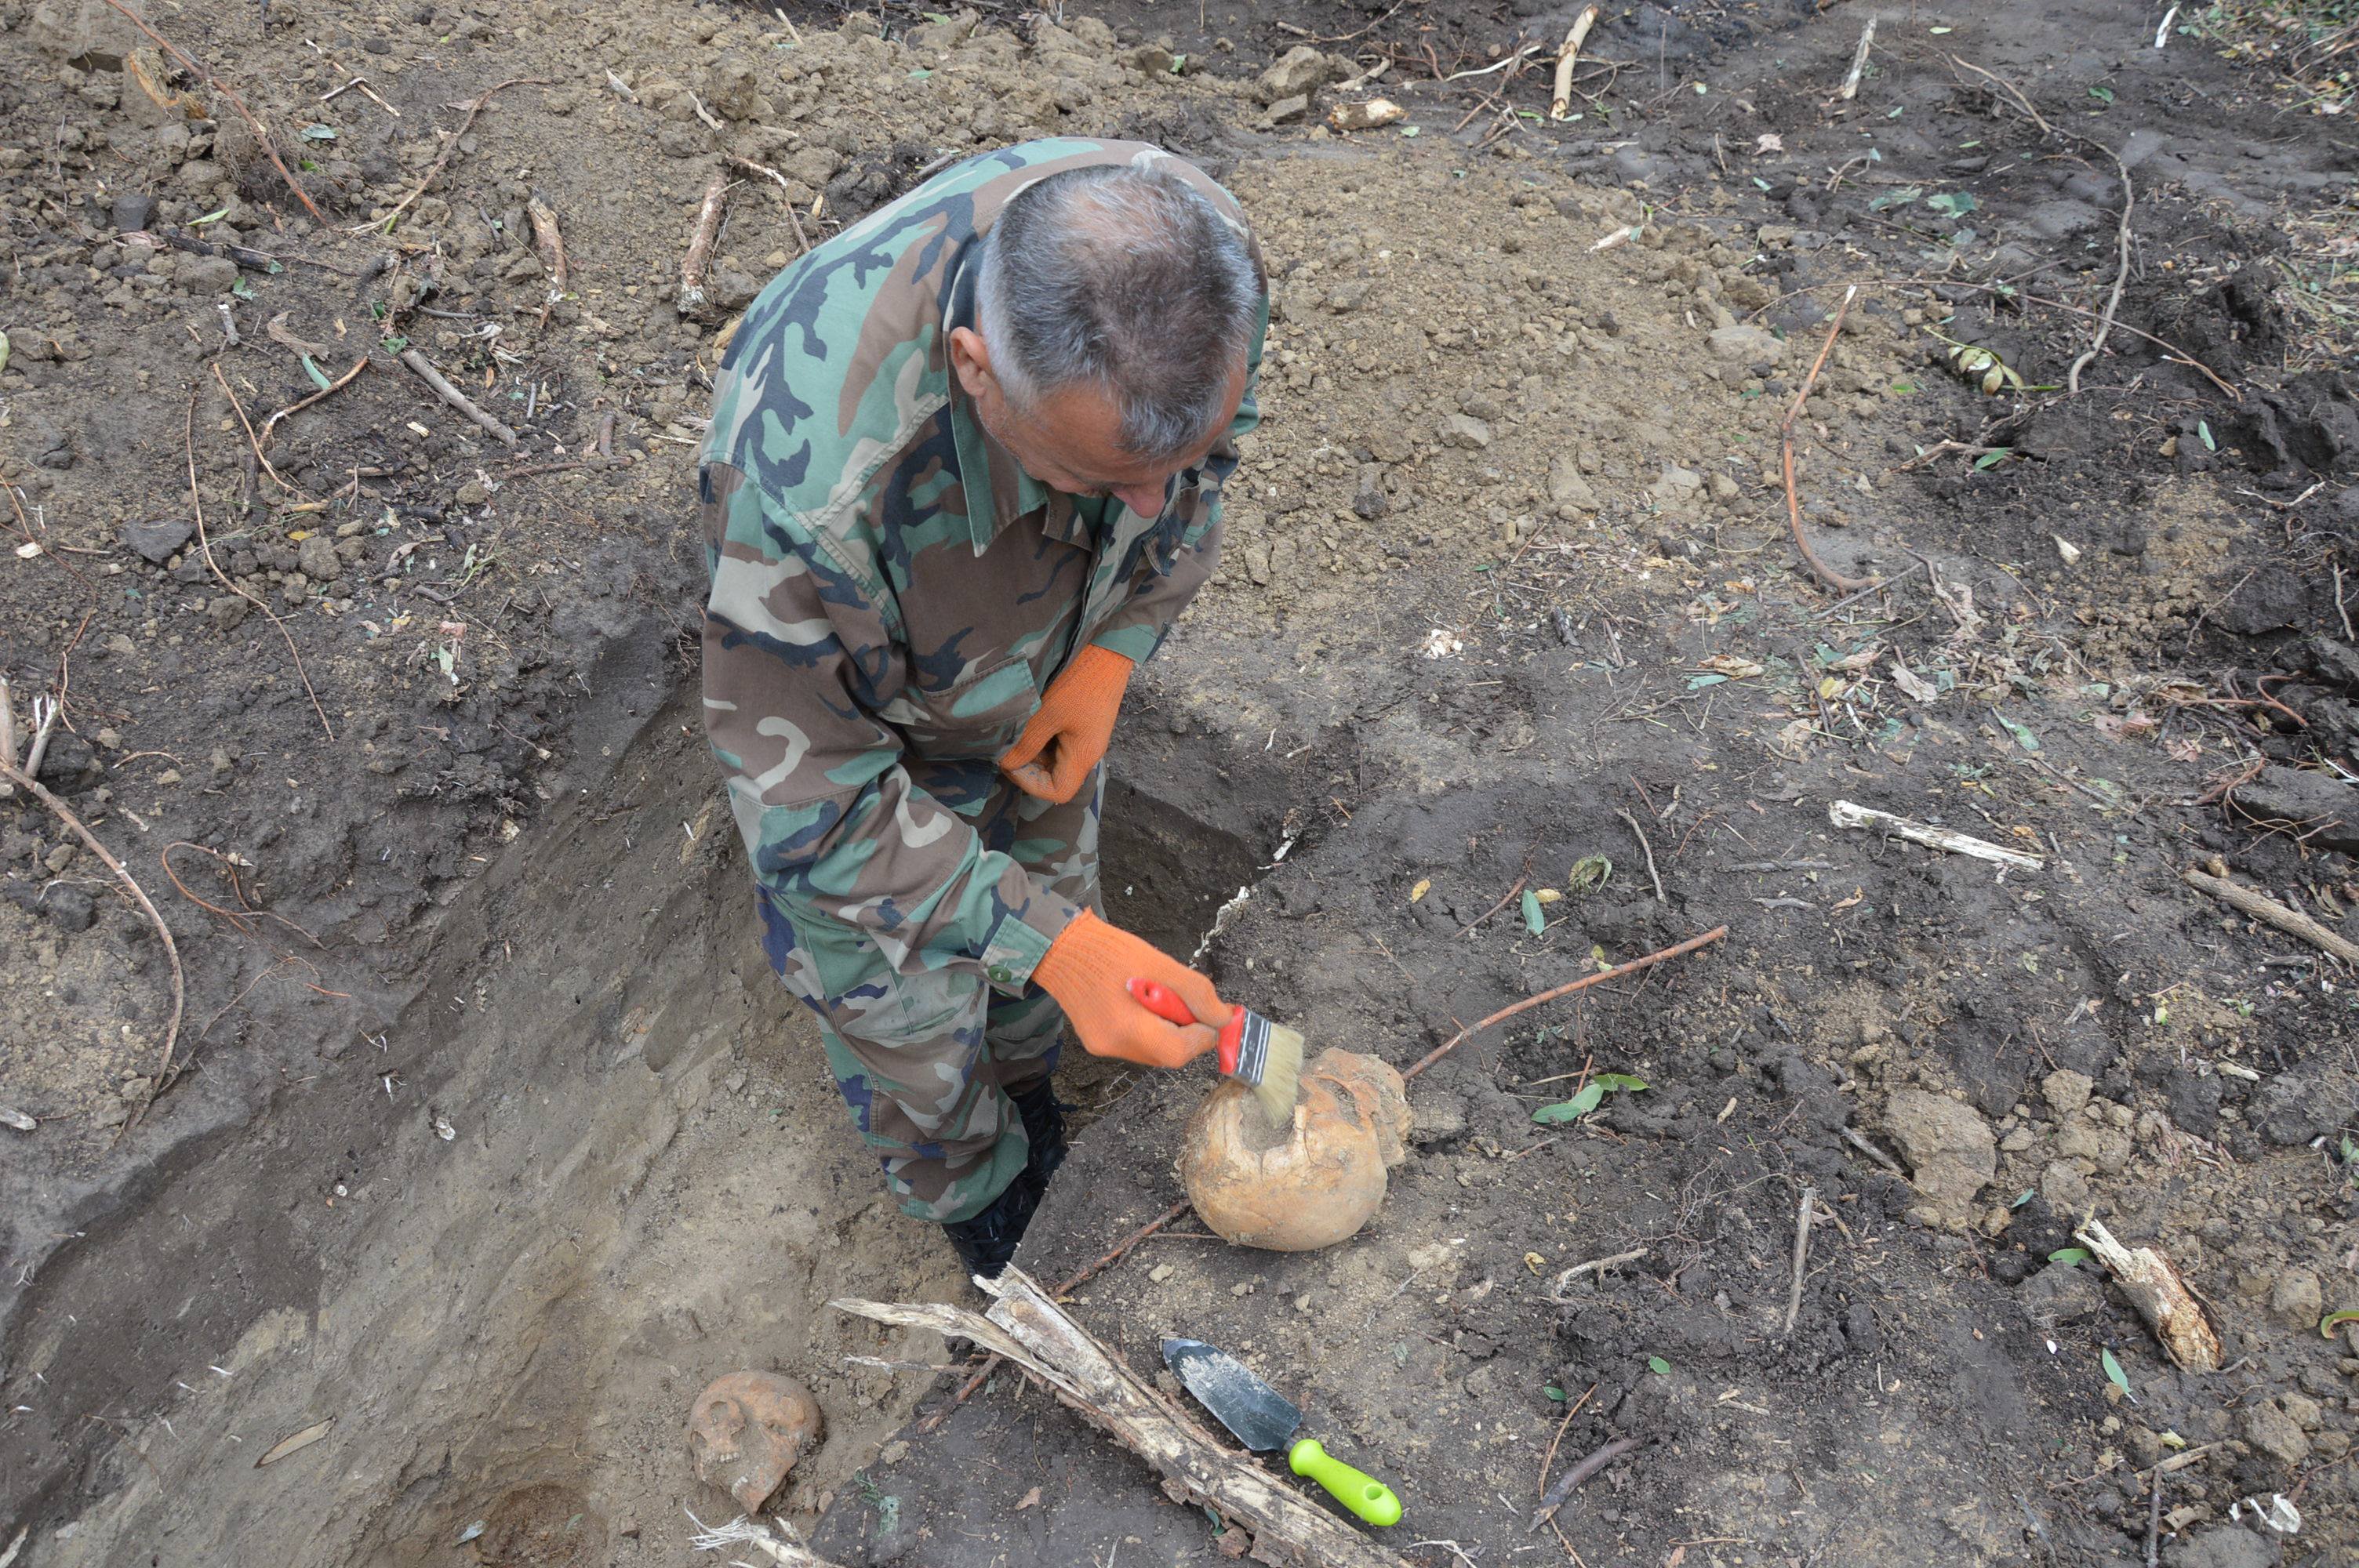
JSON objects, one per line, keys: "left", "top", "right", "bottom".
{"left": 699, "top": 140, "right": 1267, "bottom": 994}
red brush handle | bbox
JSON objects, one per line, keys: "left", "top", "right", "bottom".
{"left": 1125, "top": 978, "right": 1243, "bottom": 1074}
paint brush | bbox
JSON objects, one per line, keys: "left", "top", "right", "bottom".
{"left": 1125, "top": 978, "right": 1303, "bottom": 1126}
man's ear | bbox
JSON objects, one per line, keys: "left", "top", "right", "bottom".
{"left": 947, "top": 325, "right": 996, "bottom": 401}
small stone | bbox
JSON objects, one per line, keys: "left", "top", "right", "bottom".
{"left": 154, "top": 768, "right": 182, "bottom": 786}
{"left": 1707, "top": 323, "right": 1783, "bottom": 363}
{"left": 1263, "top": 93, "right": 1310, "bottom": 125}
{"left": 206, "top": 595, "right": 249, "bottom": 633}
{"left": 2016, "top": 1261, "right": 2103, "bottom": 1326}
{"left": 1148, "top": 1262, "right": 1176, "bottom": 1283}
{"left": 112, "top": 191, "right": 158, "bottom": 234}
{"left": 1707, "top": 471, "right": 1740, "bottom": 503}
{"left": 2041, "top": 1069, "right": 2093, "bottom": 1119}
{"left": 38, "top": 885, "right": 96, "bottom": 931}
{"left": 121, "top": 516, "right": 194, "bottom": 564}
{"left": 1257, "top": 44, "right": 1337, "bottom": 103}
{"left": 1230, "top": 1281, "right": 1252, "bottom": 1298}
{"left": 1443, "top": 414, "right": 1492, "bottom": 451}
{"left": 296, "top": 534, "right": 340, "bottom": 583}
{"left": 2038, "top": 1159, "right": 2091, "bottom": 1212}
{"left": 2241, "top": 1396, "right": 2311, "bottom": 1468}
{"left": 1547, "top": 454, "right": 1598, "bottom": 513}
{"left": 1882, "top": 1089, "right": 1996, "bottom": 1220}
{"left": 178, "top": 255, "right": 241, "bottom": 294}
{"left": 2268, "top": 1269, "right": 2324, "bottom": 1330}
{"left": 455, "top": 480, "right": 492, "bottom": 507}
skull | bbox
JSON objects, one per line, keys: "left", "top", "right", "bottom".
{"left": 686, "top": 1370, "right": 825, "bottom": 1515}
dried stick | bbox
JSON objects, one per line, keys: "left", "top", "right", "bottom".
{"left": 1548, "top": 1249, "right": 1648, "bottom": 1303}
{"left": 0, "top": 677, "right": 16, "bottom": 775}
{"left": 211, "top": 362, "right": 295, "bottom": 496}
{"left": 0, "top": 757, "right": 184, "bottom": 1090}
{"left": 2068, "top": 140, "right": 2133, "bottom": 394}
{"left": 21, "top": 701, "right": 59, "bottom": 786}
{"left": 368, "top": 76, "right": 549, "bottom": 232}
{"left": 2074, "top": 1218, "right": 2222, "bottom": 1370}
{"left": 184, "top": 387, "right": 333, "bottom": 739}
{"left": 1450, "top": 873, "right": 1528, "bottom": 938}
{"left": 2182, "top": 866, "right": 2359, "bottom": 965}
{"left": 1781, "top": 1185, "right": 1817, "bottom": 1334}
{"left": 396, "top": 348, "right": 518, "bottom": 445}
{"left": 1529, "top": 1436, "right": 1640, "bottom": 1530}
{"left": 1949, "top": 54, "right": 2055, "bottom": 136}
{"left": 1835, "top": 18, "right": 1876, "bottom": 100}
{"left": 526, "top": 193, "right": 568, "bottom": 330}
{"left": 729, "top": 157, "right": 812, "bottom": 255}
{"left": 1841, "top": 1126, "right": 1906, "bottom": 1174}
{"left": 1830, "top": 798, "right": 2045, "bottom": 870}
{"left": 2146, "top": 1469, "right": 2164, "bottom": 1568}
{"left": 96, "top": 0, "right": 327, "bottom": 225}
{"left": 1781, "top": 285, "right": 1873, "bottom": 593}
{"left": 1952, "top": 285, "right": 2238, "bottom": 399}
{"left": 923, "top": 1198, "right": 1194, "bottom": 1432}
{"left": 1536, "top": 1384, "right": 1597, "bottom": 1500}
{"left": 1403, "top": 926, "right": 1728, "bottom": 1081}
{"left": 1614, "top": 808, "right": 1664, "bottom": 902}
{"left": 679, "top": 176, "right": 733, "bottom": 319}
{"left": 259, "top": 354, "right": 369, "bottom": 443}
{"left": 835, "top": 1270, "right": 1416, "bottom": 1568}
{"left": 1548, "top": 5, "right": 1601, "bottom": 121}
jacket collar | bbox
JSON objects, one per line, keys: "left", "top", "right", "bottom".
{"left": 943, "top": 240, "right": 1093, "bottom": 552}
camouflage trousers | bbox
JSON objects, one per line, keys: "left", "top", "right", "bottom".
{"left": 758, "top": 769, "right": 1101, "bottom": 1223}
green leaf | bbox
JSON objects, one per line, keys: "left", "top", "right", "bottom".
{"left": 1996, "top": 713, "right": 2041, "bottom": 751}
{"left": 1398, "top": 125, "right": 1420, "bottom": 137}
{"left": 2197, "top": 420, "right": 2215, "bottom": 452}
{"left": 924, "top": 9, "right": 952, "bottom": 20}
{"left": 380, "top": 333, "right": 410, "bottom": 354}
{"left": 1566, "top": 855, "right": 1612, "bottom": 895}
{"left": 1924, "top": 191, "right": 1979, "bottom": 218}
{"left": 231, "top": 276, "right": 257, "bottom": 300}
{"left": 1886, "top": 104, "right": 1904, "bottom": 118}
{"left": 1753, "top": 176, "right": 1772, "bottom": 191}
{"left": 2010, "top": 1189, "right": 2036, "bottom": 1209}
{"left": 1169, "top": 53, "right": 1187, "bottom": 74}
{"left": 0, "top": 328, "right": 8, "bottom": 377}
{"left": 1867, "top": 185, "right": 1924, "bottom": 211}
{"left": 2320, "top": 1311, "right": 2359, "bottom": 1338}
{"left": 299, "top": 124, "right": 337, "bottom": 141}
{"left": 2048, "top": 1247, "right": 2091, "bottom": 1267}
{"left": 1544, "top": 1385, "right": 1565, "bottom": 1400}
{"left": 1685, "top": 672, "right": 1728, "bottom": 691}
{"left": 907, "top": 67, "right": 933, "bottom": 78}
{"left": 1973, "top": 448, "right": 2011, "bottom": 470}
{"left": 1647, "top": 1356, "right": 1671, "bottom": 1376}
{"left": 1591, "top": 1073, "right": 1649, "bottom": 1092}
{"left": 1929, "top": 24, "right": 1953, "bottom": 33}
{"left": 1890, "top": 380, "right": 1917, "bottom": 394}
{"left": 1532, "top": 1083, "right": 1606, "bottom": 1125}
{"left": 2101, "top": 1348, "right": 2132, "bottom": 1398}
{"left": 2088, "top": 84, "right": 2115, "bottom": 105}
{"left": 1521, "top": 889, "right": 1546, "bottom": 935}
{"left": 190, "top": 206, "right": 230, "bottom": 227}
{"left": 300, "top": 354, "right": 332, "bottom": 390}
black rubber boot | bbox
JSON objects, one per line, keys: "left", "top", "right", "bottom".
{"left": 940, "top": 1167, "right": 1045, "bottom": 1279}
{"left": 1007, "top": 1076, "right": 1068, "bottom": 1187}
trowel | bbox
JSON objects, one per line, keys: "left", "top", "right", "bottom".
{"left": 1160, "top": 1337, "right": 1401, "bottom": 1527}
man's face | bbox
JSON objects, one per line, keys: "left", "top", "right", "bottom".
{"left": 949, "top": 325, "right": 1245, "bottom": 518}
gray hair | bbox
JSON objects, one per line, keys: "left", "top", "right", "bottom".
{"left": 976, "top": 164, "right": 1262, "bottom": 462}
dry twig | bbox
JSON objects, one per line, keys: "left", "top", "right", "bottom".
{"left": 1949, "top": 54, "right": 2055, "bottom": 136}
{"left": 1530, "top": 1436, "right": 1641, "bottom": 1531}
{"left": 1614, "top": 808, "right": 1664, "bottom": 902}
{"left": 260, "top": 355, "right": 369, "bottom": 443}
{"left": 396, "top": 347, "right": 518, "bottom": 445}
{"left": 97, "top": 0, "right": 327, "bottom": 224}
{"left": 1549, "top": 6, "right": 1601, "bottom": 121}
{"left": 729, "top": 157, "right": 813, "bottom": 255}
{"left": 1404, "top": 926, "right": 1728, "bottom": 1081}
{"left": 1836, "top": 19, "right": 1876, "bottom": 100}
{"left": 2068, "top": 140, "right": 2134, "bottom": 394}
{"left": 679, "top": 176, "right": 733, "bottom": 320}
{"left": 184, "top": 387, "right": 333, "bottom": 739}
{"left": 526, "top": 194, "right": 569, "bottom": 330}
{"left": 1781, "top": 1185, "right": 1817, "bottom": 1335}
{"left": 0, "top": 758, "right": 184, "bottom": 1092}
{"left": 211, "top": 362, "right": 296, "bottom": 496}
{"left": 2183, "top": 865, "right": 2359, "bottom": 965}
{"left": 368, "top": 76, "right": 549, "bottom": 232}
{"left": 1781, "top": 285, "right": 1874, "bottom": 593}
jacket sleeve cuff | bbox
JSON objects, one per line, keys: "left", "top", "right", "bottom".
{"left": 980, "top": 883, "right": 1084, "bottom": 992}
{"left": 1086, "top": 623, "right": 1165, "bottom": 665}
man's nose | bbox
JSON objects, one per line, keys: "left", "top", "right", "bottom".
{"left": 1112, "top": 480, "right": 1169, "bottom": 517}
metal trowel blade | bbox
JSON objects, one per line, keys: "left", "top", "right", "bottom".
{"left": 1161, "top": 1337, "right": 1301, "bottom": 1454}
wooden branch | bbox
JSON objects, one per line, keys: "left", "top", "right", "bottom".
{"left": 260, "top": 354, "right": 369, "bottom": 444}
{"left": 0, "top": 758, "right": 184, "bottom": 1094}
{"left": 396, "top": 348, "right": 518, "bottom": 445}
{"left": 2182, "top": 866, "right": 2359, "bottom": 965}
{"left": 1829, "top": 799, "right": 2044, "bottom": 871}
{"left": 2068, "top": 140, "right": 2133, "bottom": 395}
{"left": 680, "top": 176, "right": 733, "bottom": 321}
{"left": 97, "top": 0, "right": 328, "bottom": 225}
{"left": 1780, "top": 285, "right": 1874, "bottom": 594}
{"left": 2074, "top": 1219, "right": 2221, "bottom": 1371}
{"left": 527, "top": 193, "right": 568, "bottom": 330}
{"left": 1401, "top": 926, "right": 1728, "bottom": 1081}
{"left": 1836, "top": 18, "right": 1876, "bottom": 100}
{"left": 1547, "top": 5, "right": 1600, "bottom": 122}
{"left": 1781, "top": 1185, "right": 1816, "bottom": 1335}
{"left": 832, "top": 1269, "right": 1416, "bottom": 1568}
{"left": 368, "top": 77, "right": 549, "bottom": 233}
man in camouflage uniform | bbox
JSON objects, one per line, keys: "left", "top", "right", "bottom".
{"left": 699, "top": 140, "right": 1267, "bottom": 1276}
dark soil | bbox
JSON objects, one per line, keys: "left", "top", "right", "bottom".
{"left": 2, "top": 0, "right": 2357, "bottom": 1565}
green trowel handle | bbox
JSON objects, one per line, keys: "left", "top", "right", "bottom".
{"left": 1287, "top": 1438, "right": 1401, "bottom": 1527}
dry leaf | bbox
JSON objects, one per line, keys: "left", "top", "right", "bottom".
{"left": 256, "top": 1417, "right": 334, "bottom": 1467}
{"left": 2053, "top": 535, "right": 2082, "bottom": 565}
{"left": 1699, "top": 653, "right": 1766, "bottom": 679}
{"left": 1832, "top": 887, "right": 1865, "bottom": 911}
{"left": 1016, "top": 1486, "right": 1043, "bottom": 1511}
{"left": 1408, "top": 877, "right": 1430, "bottom": 903}
{"left": 1754, "top": 133, "right": 1784, "bottom": 154}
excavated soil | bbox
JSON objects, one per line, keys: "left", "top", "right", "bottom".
{"left": 2, "top": 1, "right": 2357, "bottom": 1566}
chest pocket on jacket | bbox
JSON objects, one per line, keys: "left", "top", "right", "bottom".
{"left": 890, "top": 656, "right": 1041, "bottom": 762}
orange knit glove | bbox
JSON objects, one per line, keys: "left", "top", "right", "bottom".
{"left": 1032, "top": 910, "right": 1222, "bottom": 1069}
{"left": 1000, "top": 645, "right": 1135, "bottom": 804}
